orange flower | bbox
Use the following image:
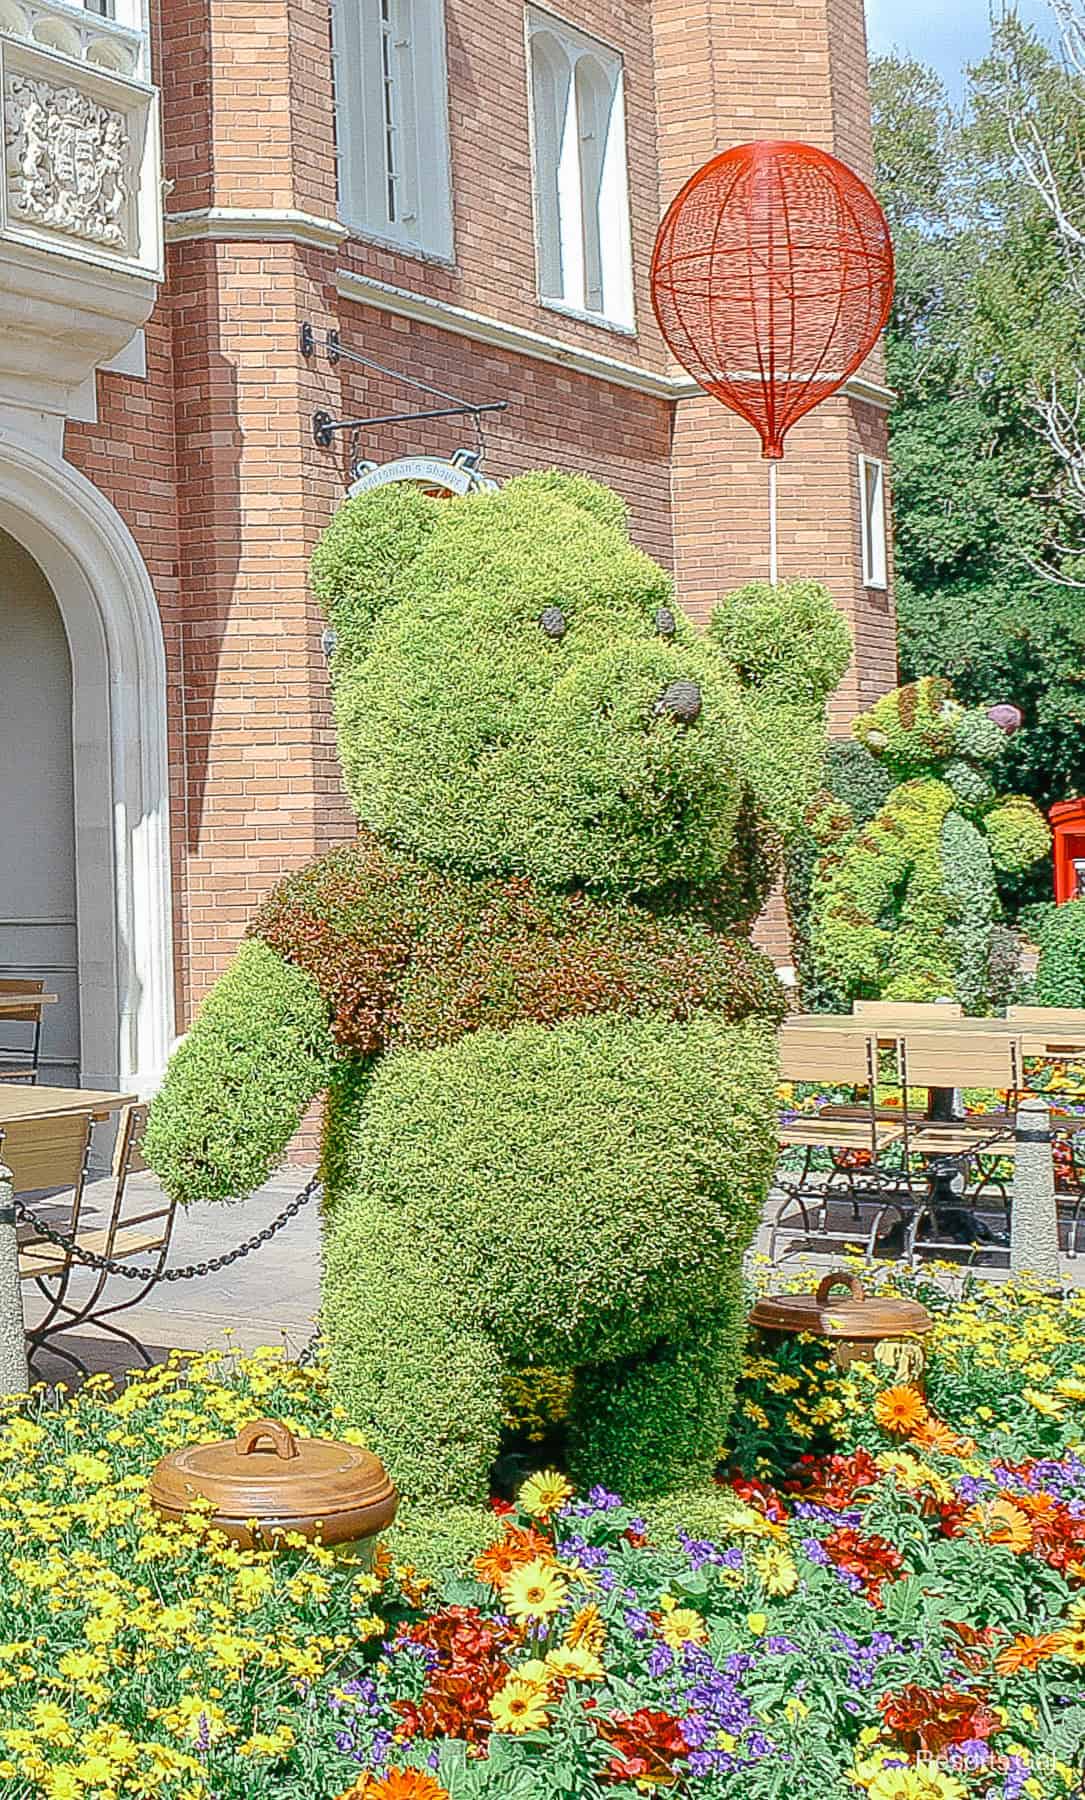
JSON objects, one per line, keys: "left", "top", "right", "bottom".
{"left": 352, "top": 1771, "right": 449, "bottom": 1800}
{"left": 338, "top": 1772, "right": 450, "bottom": 1800}
{"left": 966, "top": 1498, "right": 1033, "bottom": 1554}
{"left": 474, "top": 1526, "right": 551, "bottom": 1589}
{"left": 873, "top": 1385, "right": 929, "bottom": 1437}
{"left": 995, "top": 1632, "right": 1064, "bottom": 1675}
{"left": 912, "top": 1416, "right": 975, "bottom": 1458}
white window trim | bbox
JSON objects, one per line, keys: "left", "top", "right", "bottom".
{"left": 525, "top": 4, "right": 635, "bottom": 335}
{"left": 332, "top": 0, "right": 455, "bottom": 264}
{"left": 858, "top": 453, "right": 888, "bottom": 590}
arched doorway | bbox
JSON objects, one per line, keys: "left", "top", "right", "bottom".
{"left": 0, "top": 435, "right": 174, "bottom": 1092}
{"left": 0, "top": 530, "right": 80, "bottom": 1083}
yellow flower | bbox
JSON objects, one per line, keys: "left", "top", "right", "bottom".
{"left": 545, "top": 1643, "right": 605, "bottom": 1681}
{"left": 1056, "top": 1376, "right": 1085, "bottom": 1401}
{"left": 29, "top": 1701, "right": 73, "bottom": 1747}
{"left": 657, "top": 1597, "right": 707, "bottom": 1649}
{"left": 746, "top": 1613, "right": 767, "bottom": 1636}
{"left": 517, "top": 1469, "right": 573, "bottom": 1520}
{"left": 490, "top": 1677, "right": 551, "bottom": 1734}
{"left": 503, "top": 1558, "right": 569, "bottom": 1622}
{"left": 1052, "top": 1625, "right": 1085, "bottom": 1663}
{"left": 565, "top": 1601, "right": 606, "bottom": 1655}
{"left": 1022, "top": 1387, "right": 1065, "bottom": 1418}
{"left": 751, "top": 1544, "right": 798, "bottom": 1597}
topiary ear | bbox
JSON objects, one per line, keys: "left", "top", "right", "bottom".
{"left": 310, "top": 483, "right": 443, "bottom": 663}
{"left": 502, "top": 469, "right": 631, "bottom": 537}
{"left": 707, "top": 581, "right": 851, "bottom": 703}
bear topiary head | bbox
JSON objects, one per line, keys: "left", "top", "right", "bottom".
{"left": 311, "top": 471, "right": 851, "bottom": 901}
{"left": 852, "top": 677, "right": 1022, "bottom": 813}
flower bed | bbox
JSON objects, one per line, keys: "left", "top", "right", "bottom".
{"left": 1, "top": 1277, "right": 1084, "bottom": 1799}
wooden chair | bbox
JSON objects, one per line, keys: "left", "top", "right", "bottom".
{"left": 773, "top": 1027, "right": 912, "bottom": 1262}
{"left": 1006, "top": 1004, "right": 1085, "bottom": 1029}
{"left": 19, "top": 1105, "right": 178, "bottom": 1375}
{"left": 0, "top": 978, "right": 46, "bottom": 1083}
{"left": 853, "top": 1000, "right": 963, "bottom": 1022}
{"left": 883, "top": 1031, "right": 1020, "bottom": 1260}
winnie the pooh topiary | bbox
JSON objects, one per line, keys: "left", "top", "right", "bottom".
{"left": 145, "top": 472, "right": 850, "bottom": 1510}
{"left": 804, "top": 677, "right": 1051, "bottom": 1012}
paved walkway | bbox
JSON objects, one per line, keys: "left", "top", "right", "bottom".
{"left": 18, "top": 1167, "right": 1085, "bottom": 1387}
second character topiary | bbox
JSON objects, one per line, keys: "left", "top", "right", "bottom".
{"left": 803, "top": 677, "right": 1051, "bottom": 1011}
{"left": 144, "top": 471, "right": 850, "bottom": 1511}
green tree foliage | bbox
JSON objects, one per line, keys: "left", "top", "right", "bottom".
{"left": 872, "top": 42, "right": 1085, "bottom": 905}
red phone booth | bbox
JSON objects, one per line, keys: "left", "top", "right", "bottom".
{"left": 1051, "top": 799, "right": 1085, "bottom": 902}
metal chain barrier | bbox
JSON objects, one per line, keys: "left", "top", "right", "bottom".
{"left": 12, "top": 1178, "right": 322, "bottom": 1284}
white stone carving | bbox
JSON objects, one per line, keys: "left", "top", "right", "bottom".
{"left": 4, "top": 70, "right": 130, "bottom": 249}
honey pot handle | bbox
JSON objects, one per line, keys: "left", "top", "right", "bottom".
{"left": 816, "top": 1271, "right": 865, "bottom": 1305}
{"left": 235, "top": 1419, "right": 300, "bottom": 1461}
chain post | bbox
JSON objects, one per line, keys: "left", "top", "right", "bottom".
{"left": 0, "top": 1161, "right": 29, "bottom": 1395}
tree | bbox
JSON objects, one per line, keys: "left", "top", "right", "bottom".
{"left": 872, "top": 45, "right": 1085, "bottom": 906}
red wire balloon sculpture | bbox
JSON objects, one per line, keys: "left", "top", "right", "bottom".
{"left": 650, "top": 141, "right": 894, "bottom": 583}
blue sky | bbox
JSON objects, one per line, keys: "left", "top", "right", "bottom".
{"left": 865, "top": 0, "right": 1055, "bottom": 96}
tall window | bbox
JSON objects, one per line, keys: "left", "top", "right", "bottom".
{"left": 527, "top": 8, "right": 634, "bottom": 330}
{"left": 859, "top": 455, "right": 888, "bottom": 589}
{"left": 333, "top": 0, "right": 454, "bottom": 260}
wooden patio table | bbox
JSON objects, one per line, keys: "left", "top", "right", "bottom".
{"left": 0, "top": 1084, "right": 137, "bottom": 1394}
{"left": 0, "top": 1085, "right": 136, "bottom": 1126}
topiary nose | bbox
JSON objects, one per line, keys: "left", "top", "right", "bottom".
{"left": 655, "top": 679, "right": 703, "bottom": 726}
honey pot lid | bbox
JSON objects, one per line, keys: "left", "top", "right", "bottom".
{"left": 149, "top": 1417, "right": 397, "bottom": 1522}
{"left": 749, "top": 1272, "right": 933, "bottom": 1339}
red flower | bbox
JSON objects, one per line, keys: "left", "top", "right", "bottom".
{"left": 786, "top": 1448, "right": 880, "bottom": 1512}
{"left": 597, "top": 1708, "right": 688, "bottom": 1787}
{"left": 727, "top": 1473, "right": 789, "bottom": 1523}
{"left": 823, "top": 1525, "right": 904, "bottom": 1606}
{"left": 879, "top": 1683, "right": 998, "bottom": 1755}
{"left": 392, "top": 1607, "right": 520, "bottom": 1743}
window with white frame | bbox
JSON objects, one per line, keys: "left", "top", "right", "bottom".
{"left": 332, "top": 0, "right": 454, "bottom": 260}
{"left": 83, "top": 1, "right": 115, "bottom": 16}
{"left": 527, "top": 7, "right": 634, "bottom": 330}
{"left": 859, "top": 455, "right": 888, "bottom": 589}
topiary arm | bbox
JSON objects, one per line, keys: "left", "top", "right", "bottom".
{"left": 707, "top": 580, "right": 852, "bottom": 841}
{"left": 982, "top": 796, "right": 1052, "bottom": 874}
{"left": 143, "top": 938, "right": 338, "bottom": 1206}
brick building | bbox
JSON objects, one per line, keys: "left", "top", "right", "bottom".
{"left": 0, "top": 0, "right": 895, "bottom": 1092}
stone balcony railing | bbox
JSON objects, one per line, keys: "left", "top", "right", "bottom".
{"left": 0, "top": 0, "right": 162, "bottom": 429}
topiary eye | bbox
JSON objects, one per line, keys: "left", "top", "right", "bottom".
{"left": 655, "top": 606, "right": 677, "bottom": 641}
{"left": 539, "top": 606, "right": 567, "bottom": 640}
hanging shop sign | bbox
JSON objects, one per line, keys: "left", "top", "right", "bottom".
{"left": 347, "top": 452, "right": 498, "bottom": 500}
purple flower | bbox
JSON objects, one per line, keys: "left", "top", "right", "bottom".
{"left": 648, "top": 1643, "right": 674, "bottom": 1677}
{"left": 335, "top": 1731, "right": 356, "bottom": 1755}
{"left": 624, "top": 1607, "right": 652, "bottom": 1639}
{"left": 948, "top": 1739, "right": 991, "bottom": 1768}
{"left": 801, "top": 1536, "right": 831, "bottom": 1566}
{"left": 956, "top": 1475, "right": 989, "bottom": 1505}
{"left": 764, "top": 1636, "right": 801, "bottom": 1654}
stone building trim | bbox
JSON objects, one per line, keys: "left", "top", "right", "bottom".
{"left": 165, "top": 205, "right": 349, "bottom": 250}
{"left": 0, "top": 431, "right": 174, "bottom": 1093}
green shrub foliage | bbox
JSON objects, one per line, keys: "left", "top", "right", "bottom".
{"left": 142, "top": 940, "right": 336, "bottom": 1204}
{"left": 806, "top": 680, "right": 1051, "bottom": 1010}
{"left": 1035, "top": 900, "right": 1085, "bottom": 1007}
{"left": 322, "top": 1014, "right": 776, "bottom": 1503}
{"left": 146, "top": 470, "right": 848, "bottom": 1508}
